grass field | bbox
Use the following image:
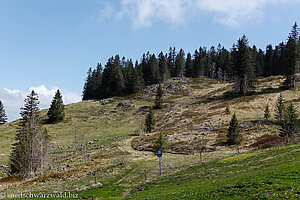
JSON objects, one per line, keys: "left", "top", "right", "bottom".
{"left": 0, "top": 76, "right": 299, "bottom": 199}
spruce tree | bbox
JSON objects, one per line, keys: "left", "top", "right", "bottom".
{"left": 133, "top": 61, "right": 145, "bottom": 92}
{"left": 82, "top": 68, "right": 93, "bottom": 100}
{"left": 158, "top": 52, "right": 170, "bottom": 82}
{"left": 227, "top": 113, "right": 242, "bottom": 152}
{"left": 231, "top": 35, "right": 255, "bottom": 95}
{"left": 47, "top": 89, "right": 65, "bottom": 124}
{"left": 279, "top": 103, "right": 298, "bottom": 143}
{"left": 145, "top": 108, "right": 155, "bottom": 133}
{"left": 264, "top": 104, "right": 271, "bottom": 120}
{"left": 185, "top": 52, "right": 193, "bottom": 77}
{"left": 154, "top": 83, "right": 163, "bottom": 109}
{"left": 10, "top": 90, "right": 50, "bottom": 177}
{"left": 0, "top": 100, "right": 7, "bottom": 125}
{"left": 274, "top": 94, "right": 285, "bottom": 124}
{"left": 174, "top": 49, "right": 185, "bottom": 77}
{"left": 283, "top": 22, "right": 300, "bottom": 88}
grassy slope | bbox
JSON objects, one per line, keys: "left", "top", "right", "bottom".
{"left": 0, "top": 76, "right": 300, "bottom": 199}
{"left": 127, "top": 144, "right": 300, "bottom": 200}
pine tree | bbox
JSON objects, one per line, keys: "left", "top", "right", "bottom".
{"left": 279, "top": 103, "right": 299, "bottom": 143}
{"left": 232, "top": 35, "right": 256, "bottom": 95}
{"left": 82, "top": 68, "right": 93, "bottom": 100}
{"left": 123, "top": 59, "right": 135, "bottom": 95}
{"left": 145, "top": 108, "right": 155, "bottom": 133}
{"left": 47, "top": 89, "right": 65, "bottom": 124}
{"left": 154, "top": 83, "right": 163, "bottom": 109}
{"left": 283, "top": 22, "right": 300, "bottom": 88}
{"left": 133, "top": 61, "right": 145, "bottom": 92}
{"left": 158, "top": 52, "right": 170, "bottom": 82}
{"left": 10, "top": 90, "right": 50, "bottom": 178}
{"left": 185, "top": 53, "right": 193, "bottom": 77}
{"left": 227, "top": 113, "right": 242, "bottom": 152}
{"left": 0, "top": 100, "right": 7, "bottom": 125}
{"left": 274, "top": 94, "right": 285, "bottom": 124}
{"left": 174, "top": 49, "right": 185, "bottom": 77}
{"left": 264, "top": 104, "right": 271, "bottom": 120}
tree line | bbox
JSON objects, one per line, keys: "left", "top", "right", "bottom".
{"left": 82, "top": 23, "right": 299, "bottom": 100}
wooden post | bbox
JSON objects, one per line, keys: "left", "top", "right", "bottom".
{"left": 200, "top": 151, "right": 203, "bottom": 163}
{"left": 237, "top": 144, "right": 240, "bottom": 154}
{"left": 144, "top": 170, "right": 147, "bottom": 181}
{"left": 6, "top": 184, "right": 8, "bottom": 198}
{"left": 94, "top": 172, "right": 97, "bottom": 184}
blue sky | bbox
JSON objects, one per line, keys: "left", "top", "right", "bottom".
{"left": 0, "top": 0, "right": 300, "bottom": 121}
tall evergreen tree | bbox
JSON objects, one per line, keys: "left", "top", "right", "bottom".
{"left": 154, "top": 83, "right": 163, "bottom": 109}
{"left": 274, "top": 94, "right": 285, "bottom": 124}
{"left": 227, "top": 113, "right": 242, "bottom": 148}
{"left": 0, "top": 100, "right": 7, "bottom": 125}
{"left": 174, "top": 49, "right": 185, "bottom": 77}
{"left": 185, "top": 52, "right": 193, "bottom": 77}
{"left": 283, "top": 22, "right": 300, "bottom": 88}
{"left": 82, "top": 68, "right": 93, "bottom": 100}
{"left": 279, "top": 103, "right": 299, "bottom": 143}
{"left": 168, "top": 47, "right": 176, "bottom": 76}
{"left": 232, "top": 35, "right": 255, "bottom": 95}
{"left": 145, "top": 108, "right": 155, "bottom": 133}
{"left": 123, "top": 59, "right": 135, "bottom": 95}
{"left": 153, "top": 132, "right": 166, "bottom": 153}
{"left": 133, "top": 61, "right": 145, "bottom": 92}
{"left": 158, "top": 52, "right": 170, "bottom": 82}
{"left": 101, "top": 55, "right": 125, "bottom": 98}
{"left": 47, "top": 89, "right": 65, "bottom": 124}
{"left": 10, "top": 91, "right": 50, "bottom": 178}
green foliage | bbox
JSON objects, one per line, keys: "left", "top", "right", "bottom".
{"left": 274, "top": 94, "right": 285, "bottom": 124}
{"left": 154, "top": 83, "right": 163, "bottom": 109}
{"left": 264, "top": 104, "right": 271, "bottom": 120}
{"left": 10, "top": 90, "right": 50, "bottom": 178}
{"left": 283, "top": 22, "right": 300, "bottom": 88}
{"left": 0, "top": 100, "right": 7, "bottom": 125}
{"left": 47, "top": 89, "right": 65, "bottom": 124}
{"left": 231, "top": 35, "right": 256, "bottom": 95}
{"left": 153, "top": 132, "right": 166, "bottom": 154}
{"left": 174, "top": 49, "right": 185, "bottom": 77}
{"left": 145, "top": 108, "right": 155, "bottom": 133}
{"left": 279, "top": 103, "right": 299, "bottom": 142}
{"left": 227, "top": 113, "right": 242, "bottom": 145}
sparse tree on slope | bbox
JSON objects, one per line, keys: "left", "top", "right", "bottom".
{"left": 145, "top": 108, "right": 155, "bottom": 133}
{"left": 227, "top": 113, "right": 242, "bottom": 153}
{"left": 0, "top": 100, "right": 7, "bottom": 125}
{"left": 264, "top": 104, "right": 271, "bottom": 120}
{"left": 10, "top": 91, "right": 50, "bottom": 178}
{"left": 279, "top": 103, "right": 298, "bottom": 143}
{"left": 154, "top": 83, "right": 163, "bottom": 109}
{"left": 47, "top": 89, "right": 65, "bottom": 124}
{"left": 274, "top": 94, "right": 285, "bottom": 124}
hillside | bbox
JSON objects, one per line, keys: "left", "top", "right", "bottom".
{"left": 0, "top": 76, "right": 299, "bottom": 199}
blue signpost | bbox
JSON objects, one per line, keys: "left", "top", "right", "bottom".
{"left": 157, "top": 149, "right": 162, "bottom": 176}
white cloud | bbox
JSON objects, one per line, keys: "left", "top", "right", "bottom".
{"left": 0, "top": 85, "right": 81, "bottom": 122}
{"left": 103, "top": 0, "right": 300, "bottom": 28}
